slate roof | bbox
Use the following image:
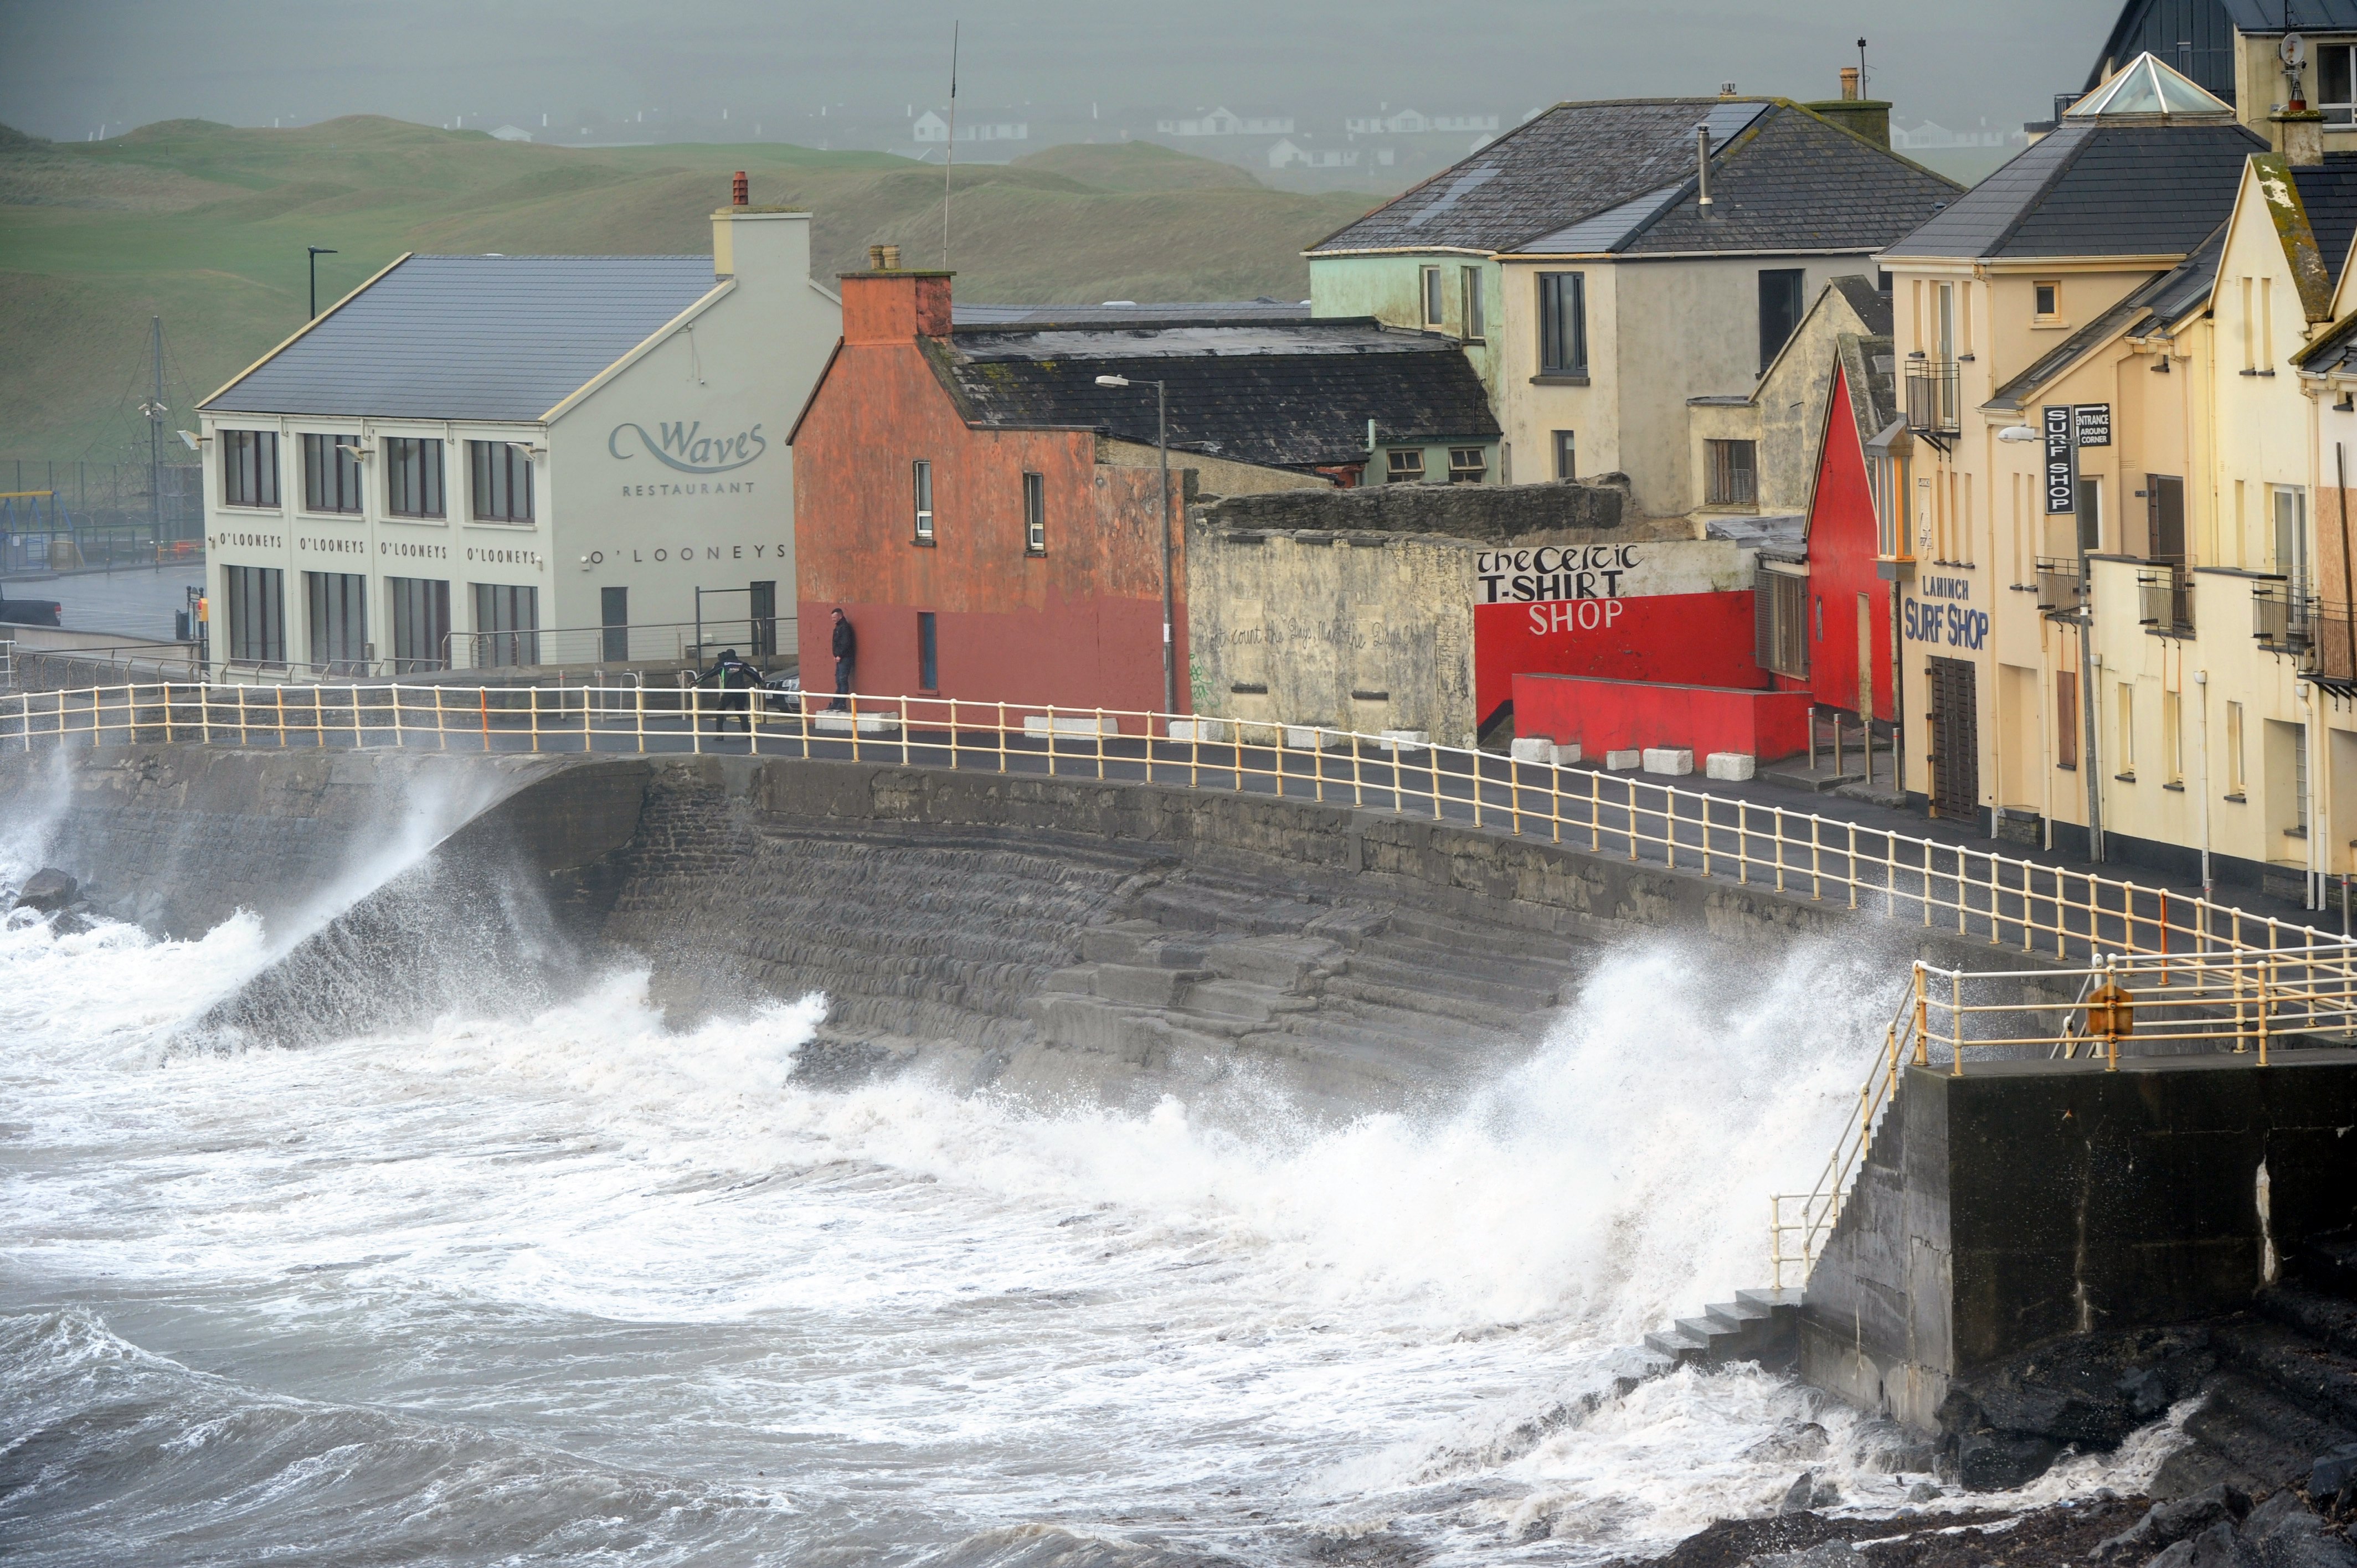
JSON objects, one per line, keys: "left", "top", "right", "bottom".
{"left": 204, "top": 255, "right": 721, "bottom": 421}
{"left": 1829, "top": 274, "right": 1895, "bottom": 336}
{"left": 953, "top": 300, "right": 1309, "bottom": 326}
{"left": 1883, "top": 121, "right": 2262, "bottom": 260}
{"left": 2296, "top": 159, "right": 2357, "bottom": 291}
{"left": 1309, "top": 99, "right": 1955, "bottom": 258}
{"left": 2296, "top": 310, "right": 2357, "bottom": 374}
{"left": 931, "top": 319, "right": 1499, "bottom": 470}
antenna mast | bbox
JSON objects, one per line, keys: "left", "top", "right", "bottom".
{"left": 943, "top": 21, "right": 959, "bottom": 267}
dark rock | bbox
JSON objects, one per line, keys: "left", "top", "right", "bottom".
{"left": 2124, "top": 1368, "right": 2174, "bottom": 1419}
{"left": 2310, "top": 1451, "right": 2357, "bottom": 1500}
{"left": 1909, "top": 1481, "right": 1944, "bottom": 1502}
{"left": 1957, "top": 1429, "right": 2061, "bottom": 1491}
{"left": 1777, "top": 1472, "right": 1816, "bottom": 1515}
{"left": 1752, "top": 1543, "right": 1859, "bottom": 1568}
{"left": 2241, "top": 1489, "right": 2357, "bottom": 1568}
{"left": 1810, "top": 1482, "right": 1841, "bottom": 1509}
{"left": 12, "top": 868, "right": 76, "bottom": 912}
{"left": 1746, "top": 1422, "right": 1830, "bottom": 1463}
{"left": 2096, "top": 1484, "right": 2255, "bottom": 1560}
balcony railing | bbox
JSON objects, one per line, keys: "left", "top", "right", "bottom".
{"left": 1904, "top": 360, "right": 1960, "bottom": 436}
{"left": 2253, "top": 579, "right": 2315, "bottom": 653}
{"left": 2138, "top": 566, "right": 2194, "bottom": 635}
{"left": 2036, "top": 557, "right": 2083, "bottom": 614}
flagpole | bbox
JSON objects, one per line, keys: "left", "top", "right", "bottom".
{"left": 944, "top": 21, "right": 959, "bottom": 267}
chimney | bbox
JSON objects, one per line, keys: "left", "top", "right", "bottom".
{"left": 731, "top": 169, "right": 748, "bottom": 206}
{"left": 1805, "top": 67, "right": 1892, "bottom": 149}
{"left": 2274, "top": 105, "right": 2326, "bottom": 166}
{"left": 711, "top": 186, "right": 812, "bottom": 286}
{"left": 841, "top": 258, "right": 953, "bottom": 343}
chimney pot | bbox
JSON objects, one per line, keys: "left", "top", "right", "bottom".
{"left": 1840, "top": 66, "right": 1860, "bottom": 101}
{"left": 867, "top": 245, "right": 887, "bottom": 271}
{"left": 731, "top": 170, "right": 748, "bottom": 206}
{"left": 881, "top": 244, "right": 902, "bottom": 270}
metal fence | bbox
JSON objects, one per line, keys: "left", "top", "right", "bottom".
{"left": 1, "top": 462, "right": 203, "bottom": 572}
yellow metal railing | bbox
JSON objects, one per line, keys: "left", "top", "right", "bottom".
{"left": 4, "top": 678, "right": 2346, "bottom": 967}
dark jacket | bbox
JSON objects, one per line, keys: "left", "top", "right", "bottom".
{"left": 831, "top": 617, "right": 856, "bottom": 659}
{"left": 701, "top": 655, "right": 758, "bottom": 689}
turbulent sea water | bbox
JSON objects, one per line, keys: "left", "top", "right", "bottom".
{"left": 0, "top": 817, "right": 2185, "bottom": 1565}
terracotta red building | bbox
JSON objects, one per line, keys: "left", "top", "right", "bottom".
{"left": 788, "top": 263, "right": 1499, "bottom": 722}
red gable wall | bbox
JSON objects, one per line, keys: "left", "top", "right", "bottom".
{"left": 1802, "top": 364, "right": 1895, "bottom": 723}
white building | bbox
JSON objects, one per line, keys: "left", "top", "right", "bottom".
{"left": 1346, "top": 109, "right": 1434, "bottom": 135}
{"left": 489, "top": 124, "right": 533, "bottom": 142}
{"left": 1157, "top": 106, "right": 1295, "bottom": 136}
{"left": 194, "top": 191, "right": 840, "bottom": 678}
{"left": 911, "top": 110, "right": 1027, "bottom": 144}
{"left": 1268, "top": 139, "right": 1360, "bottom": 170}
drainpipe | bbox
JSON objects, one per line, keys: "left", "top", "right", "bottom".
{"left": 2196, "top": 668, "right": 2213, "bottom": 898}
{"left": 1696, "top": 125, "right": 1713, "bottom": 212}
{"left": 2084, "top": 631, "right": 2105, "bottom": 862}
{"left": 2304, "top": 685, "right": 2323, "bottom": 910}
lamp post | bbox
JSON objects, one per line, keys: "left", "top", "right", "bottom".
{"left": 1095, "top": 373, "right": 1175, "bottom": 714}
{"left": 307, "top": 246, "right": 338, "bottom": 319}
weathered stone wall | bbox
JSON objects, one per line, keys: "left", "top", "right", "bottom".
{"left": 1197, "top": 473, "right": 1630, "bottom": 540}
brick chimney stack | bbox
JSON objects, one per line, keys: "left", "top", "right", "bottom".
{"left": 732, "top": 170, "right": 749, "bottom": 206}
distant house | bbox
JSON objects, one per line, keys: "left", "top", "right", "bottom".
{"left": 789, "top": 266, "right": 1497, "bottom": 717}
{"left": 912, "top": 111, "right": 949, "bottom": 142}
{"left": 1156, "top": 107, "right": 1295, "bottom": 137}
{"left": 1307, "top": 94, "right": 1959, "bottom": 518}
{"left": 1430, "top": 114, "right": 1501, "bottom": 133}
{"left": 489, "top": 125, "right": 533, "bottom": 143}
{"left": 1890, "top": 119, "right": 2025, "bottom": 151}
{"left": 909, "top": 110, "right": 1025, "bottom": 144}
{"left": 1268, "top": 139, "right": 1360, "bottom": 170}
{"left": 1346, "top": 110, "right": 1434, "bottom": 135}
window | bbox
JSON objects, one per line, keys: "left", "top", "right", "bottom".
{"left": 1421, "top": 266, "right": 1445, "bottom": 327}
{"left": 469, "top": 440, "right": 534, "bottom": 523}
{"left": 2273, "top": 484, "right": 2309, "bottom": 587}
{"left": 385, "top": 437, "right": 444, "bottom": 518}
{"left": 472, "top": 581, "right": 539, "bottom": 668}
{"left": 1385, "top": 448, "right": 1426, "bottom": 484}
{"left": 2076, "top": 473, "right": 2102, "bottom": 555}
{"left": 750, "top": 580, "right": 777, "bottom": 658}
{"left": 2117, "top": 682, "right": 2135, "bottom": 776}
{"left": 1758, "top": 268, "right": 1805, "bottom": 374}
{"left": 1936, "top": 281, "right": 1955, "bottom": 360}
{"left": 306, "top": 570, "right": 367, "bottom": 672}
{"left": 302, "top": 432, "right": 362, "bottom": 513}
{"left": 918, "top": 611, "right": 938, "bottom": 692}
{"left": 1448, "top": 447, "right": 1486, "bottom": 484}
{"left": 224, "top": 565, "right": 284, "bottom": 666}
{"left": 2147, "top": 474, "right": 2185, "bottom": 562}
{"left": 2227, "top": 701, "right": 2247, "bottom": 796}
{"left": 2033, "top": 280, "right": 2061, "bottom": 321}
{"left": 2057, "top": 669, "right": 2078, "bottom": 768}
{"left": 220, "top": 430, "right": 279, "bottom": 508}
{"left": 1754, "top": 568, "right": 1808, "bottom": 678}
{"left": 1537, "top": 272, "right": 1586, "bottom": 376}
{"left": 1460, "top": 265, "right": 1485, "bottom": 341}
{"left": 1023, "top": 471, "right": 1045, "bottom": 553}
{"left": 2324, "top": 43, "right": 2357, "bottom": 125}
{"left": 2163, "top": 688, "right": 2183, "bottom": 785}
{"left": 913, "top": 459, "right": 935, "bottom": 541}
{"left": 1706, "top": 439, "right": 1758, "bottom": 506}
{"left": 601, "top": 585, "right": 628, "bottom": 664}
{"left": 1552, "top": 430, "right": 1577, "bottom": 481}
{"left": 389, "top": 577, "right": 450, "bottom": 673}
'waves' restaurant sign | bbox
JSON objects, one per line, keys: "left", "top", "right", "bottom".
{"left": 610, "top": 420, "right": 768, "bottom": 496}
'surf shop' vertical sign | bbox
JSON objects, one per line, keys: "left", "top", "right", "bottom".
{"left": 2043, "top": 405, "right": 2075, "bottom": 515}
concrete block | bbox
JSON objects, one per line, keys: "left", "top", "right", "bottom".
{"left": 1707, "top": 751, "right": 1757, "bottom": 781}
{"left": 1509, "top": 737, "right": 1556, "bottom": 764}
{"left": 1023, "top": 714, "right": 1119, "bottom": 737}
{"left": 1553, "top": 743, "right": 1582, "bottom": 766}
{"left": 1166, "top": 719, "right": 1229, "bottom": 743}
{"left": 1643, "top": 748, "right": 1694, "bottom": 776}
{"left": 1379, "top": 730, "right": 1430, "bottom": 753}
{"left": 1284, "top": 726, "right": 1349, "bottom": 750}
{"left": 812, "top": 712, "right": 900, "bottom": 736}
{"left": 1604, "top": 749, "right": 1642, "bottom": 771}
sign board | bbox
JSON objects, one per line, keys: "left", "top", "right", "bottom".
{"left": 2044, "top": 405, "right": 2075, "bottom": 515}
{"left": 2072, "top": 403, "right": 2112, "bottom": 448}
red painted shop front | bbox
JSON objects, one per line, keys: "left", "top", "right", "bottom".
{"left": 1470, "top": 539, "right": 1767, "bottom": 730}
{"left": 1513, "top": 673, "right": 1813, "bottom": 761}
{"left": 1793, "top": 362, "right": 1895, "bottom": 721}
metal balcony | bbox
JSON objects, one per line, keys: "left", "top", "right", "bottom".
{"left": 2138, "top": 566, "right": 2193, "bottom": 635}
{"left": 2036, "top": 557, "right": 2083, "bottom": 615}
{"left": 2253, "top": 579, "right": 2315, "bottom": 655}
{"left": 1904, "top": 361, "right": 1960, "bottom": 441}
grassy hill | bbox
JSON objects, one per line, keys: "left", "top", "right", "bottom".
{"left": 0, "top": 118, "right": 1380, "bottom": 462}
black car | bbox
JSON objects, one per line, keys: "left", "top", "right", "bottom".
{"left": 0, "top": 586, "right": 62, "bottom": 627}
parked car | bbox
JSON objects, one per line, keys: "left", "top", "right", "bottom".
{"left": 0, "top": 587, "right": 61, "bottom": 627}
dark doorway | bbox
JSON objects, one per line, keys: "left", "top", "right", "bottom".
{"left": 601, "top": 586, "right": 628, "bottom": 663}
{"left": 917, "top": 611, "right": 938, "bottom": 692}
{"left": 2147, "top": 474, "right": 2185, "bottom": 562}
{"left": 749, "top": 580, "right": 776, "bottom": 657}
{"left": 1758, "top": 268, "right": 1806, "bottom": 374}
{"left": 1927, "top": 656, "right": 1980, "bottom": 821}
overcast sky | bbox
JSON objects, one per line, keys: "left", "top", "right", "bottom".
{"left": 1, "top": 0, "right": 2116, "bottom": 142}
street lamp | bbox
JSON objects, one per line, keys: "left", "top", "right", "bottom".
{"left": 1094, "top": 373, "right": 1175, "bottom": 714}
{"left": 307, "top": 246, "right": 338, "bottom": 319}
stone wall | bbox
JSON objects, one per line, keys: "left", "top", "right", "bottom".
{"left": 1197, "top": 474, "right": 1630, "bottom": 541}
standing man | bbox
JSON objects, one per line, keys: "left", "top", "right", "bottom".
{"left": 828, "top": 607, "right": 857, "bottom": 711}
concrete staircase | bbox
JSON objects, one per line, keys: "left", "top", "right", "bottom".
{"left": 1642, "top": 1288, "right": 1807, "bottom": 1373}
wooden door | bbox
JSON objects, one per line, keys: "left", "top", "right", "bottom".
{"left": 1927, "top": 656, "right": 1979, "bottom": 820}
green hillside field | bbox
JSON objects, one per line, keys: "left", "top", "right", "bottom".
{"left": 0, "top": 118, "right": 1381, "bottom": 462}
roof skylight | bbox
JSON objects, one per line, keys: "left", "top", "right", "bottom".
{"left": 2065, "top": 51, "right": 2236, "bottom": 122}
